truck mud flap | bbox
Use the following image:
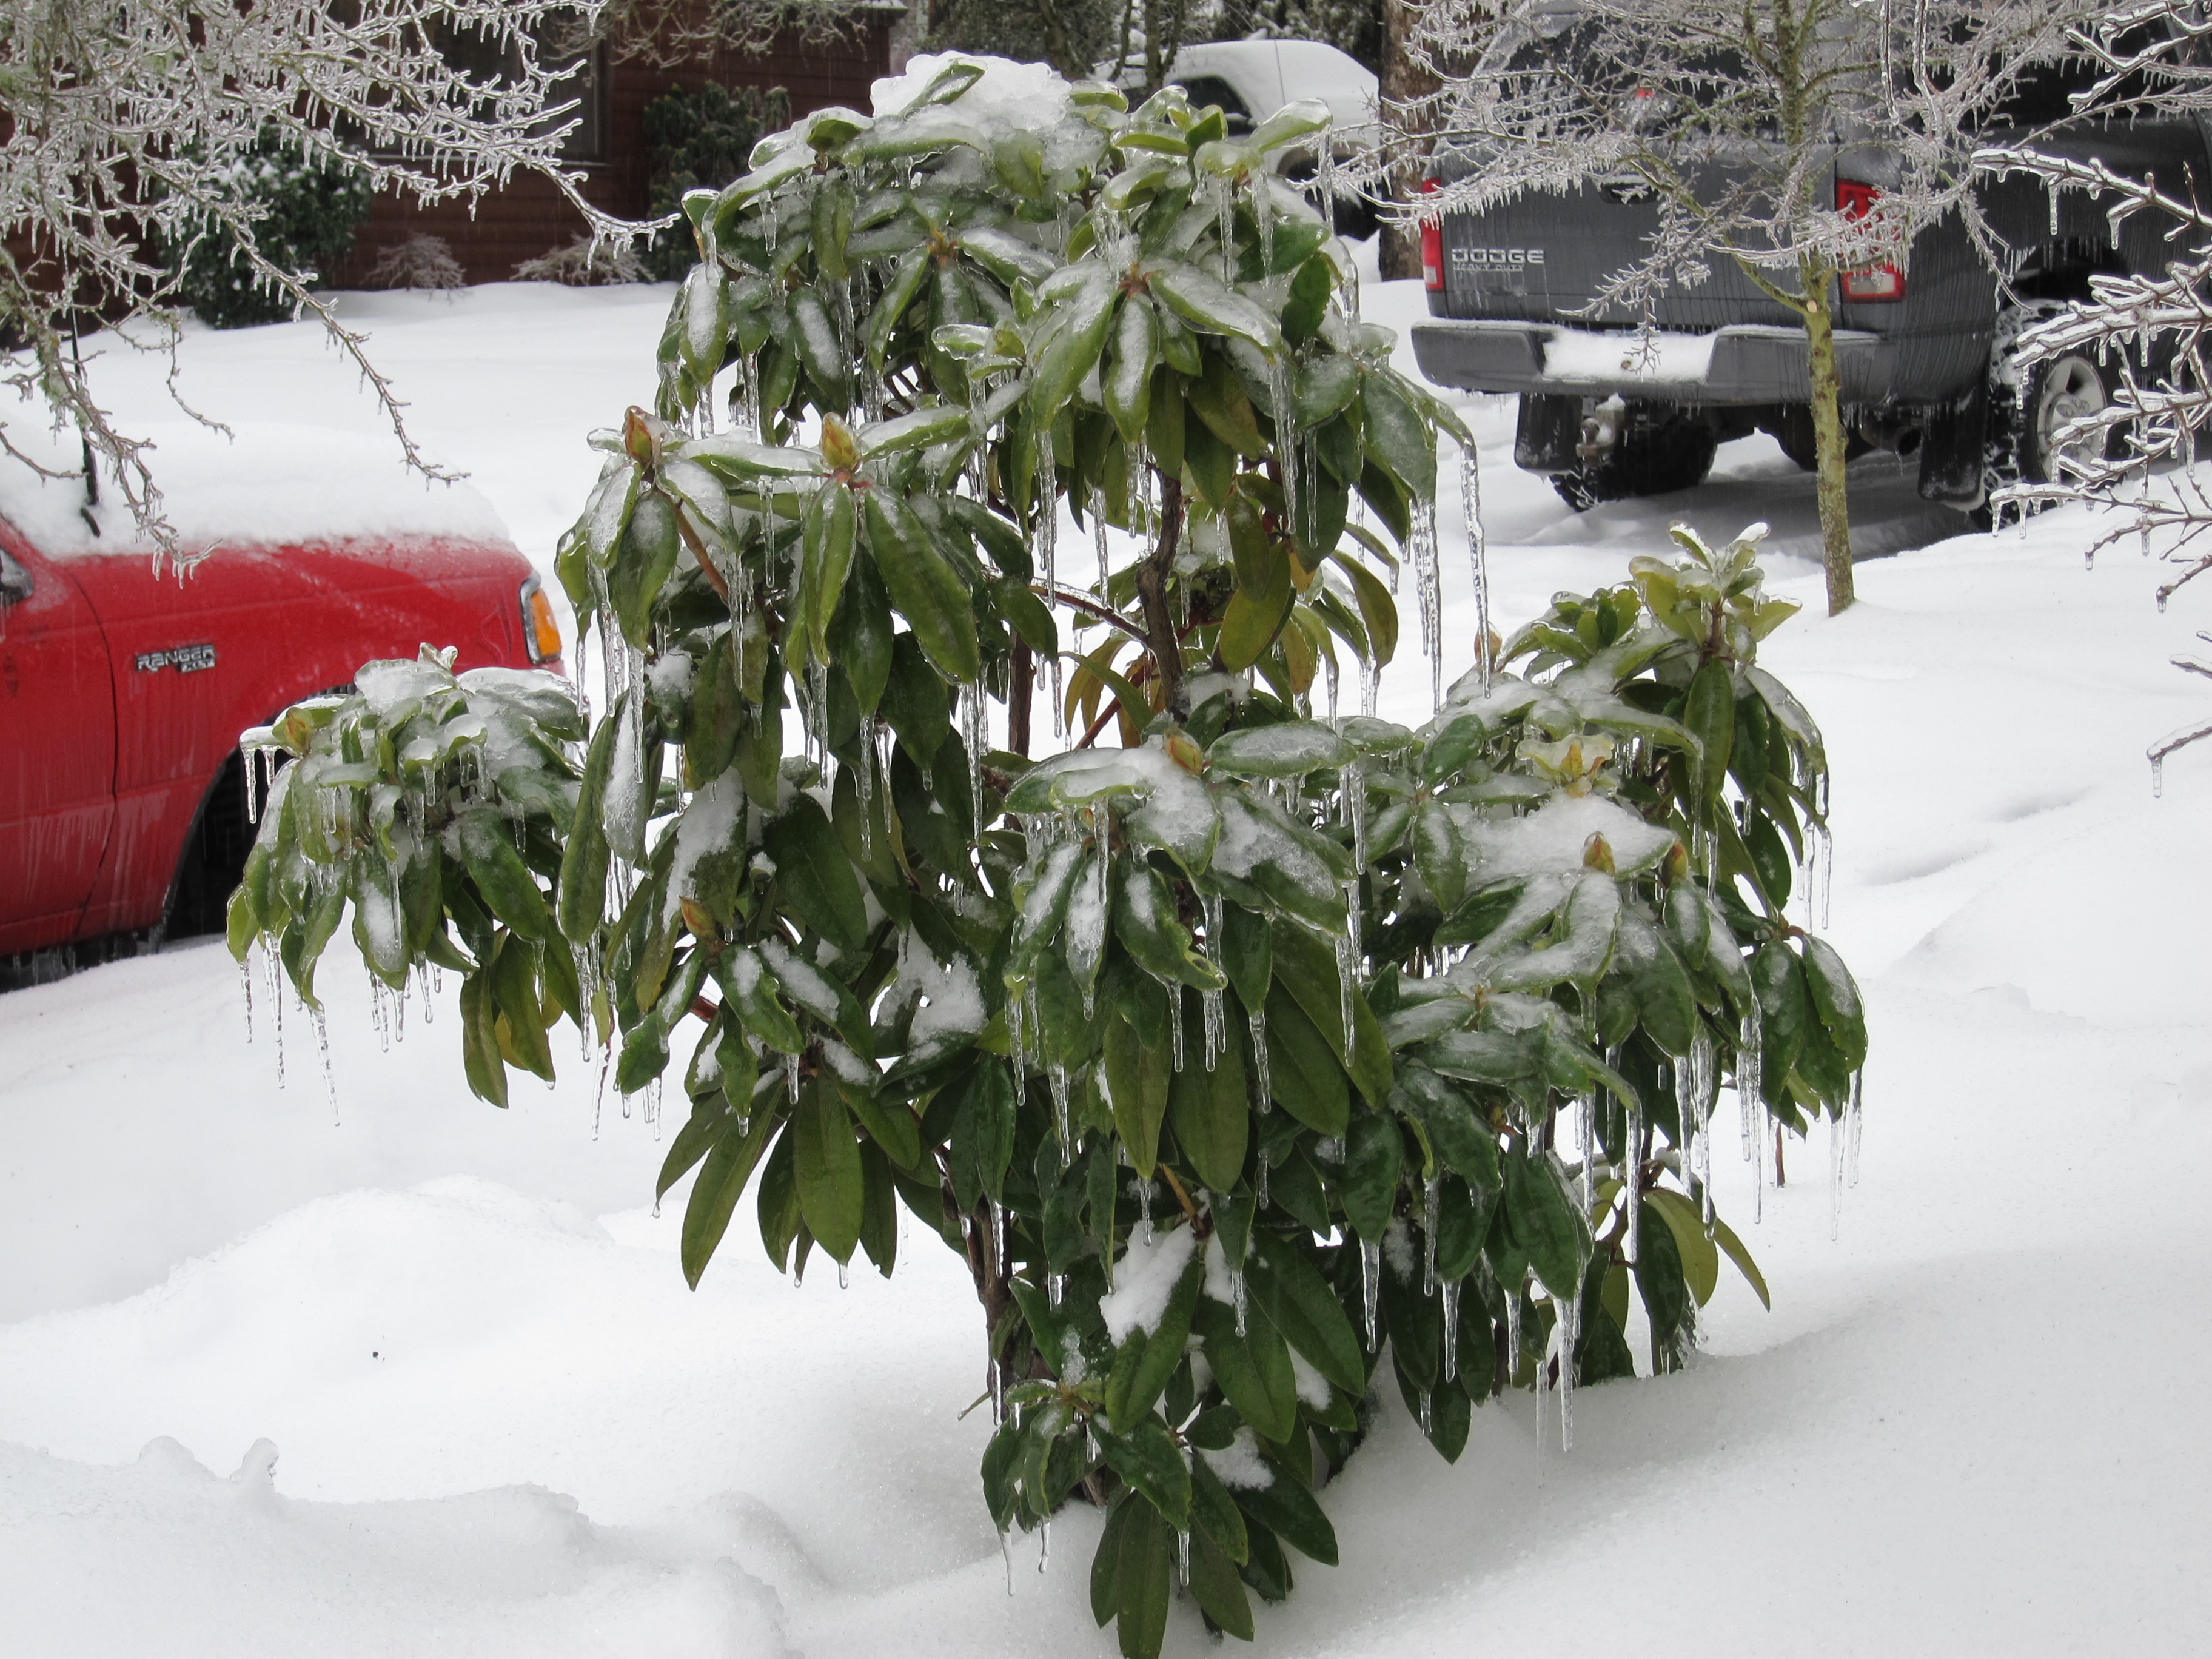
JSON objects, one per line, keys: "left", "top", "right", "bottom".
{"left": 1515, "top": 394, "right": 1583, "bottom": 474}
{"left": 1917, "top": 379, "right": 1988, "bottom": 508}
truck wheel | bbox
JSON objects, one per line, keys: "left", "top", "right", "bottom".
{"left": 2017, "top": 350, "right": 2117, "bottom": 484}
{"left": 164, "top": 751, "right": 259, "bottom": 940}
{"left": 1978, "top": 304, "right": 2123, "bottom": 525}
{"left": 1766, "top": 404, "right": 1871, "bottom": 472}
{"left": 1551, "top": 406, "right": 1717, "bottom": 510}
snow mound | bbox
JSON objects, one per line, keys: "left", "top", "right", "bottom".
{"left": 872, "top": 53, "right": 1071, "bottom": 132}
{"left": 0, "top": 1436, "right": 791, "bottom": 1658}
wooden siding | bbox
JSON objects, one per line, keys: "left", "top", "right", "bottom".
{"left": 334, "top": 20, "right": 894, "bottom": 287}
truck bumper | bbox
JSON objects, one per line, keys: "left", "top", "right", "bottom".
{"left": 1410, "top": 320, "right": 1903, "bottom": 406}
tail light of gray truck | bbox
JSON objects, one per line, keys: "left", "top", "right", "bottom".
{"left": 1419, "top": 178, "right": 1444, "bottom": 292}
{"left": 1835, "top": 178, "right": 1905, "bottom": 301}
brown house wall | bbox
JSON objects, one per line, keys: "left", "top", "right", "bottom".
{"left": 334, "top": 21, "right": 894, "bottom": 288}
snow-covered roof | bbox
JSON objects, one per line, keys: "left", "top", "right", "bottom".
{"left": 1166, "top": 40, "right": 1379, "bottom": 136}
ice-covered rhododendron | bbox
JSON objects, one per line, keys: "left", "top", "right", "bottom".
{"left": 228, "top": 57, "right": 1864, "bottom": 1657}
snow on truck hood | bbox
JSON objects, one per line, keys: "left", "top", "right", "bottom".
{"left": 0, "top": 412, "right": 512, "bottom": 561}
{"left": 1167, "top": 40, "right": 1380, "bottom": 134}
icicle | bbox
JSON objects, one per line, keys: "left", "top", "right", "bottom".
{"left": 1039, "top": 1519, "right": 1051, "bottom": 1575}
{"left": 1176, "top": 1527, "right": 1190, "bottom": 1588}
{"left": 1091, "top": 483, "right": 1111, "bottom": 598}
{"left": 2049, "top": 176, "right": 2062, "bottom": 237}
{"left": 1256, "top": 1155, "right": 1270, "bottom": 1210}
{"left": 239, "top": 955, "right": 255, "bottom": 1043}
{"left": 963, "top": 682, "right": 986, "bottom": 845}
{"left": 1035, "top": 424, "right": 1057, "bottom": 608}
{"left": 1462, "top": 443, "right": 1491, "bottom": 691}
{"left": 1249, "top": 1010, "right": 1272, "bottom": 1112}
{"left": 1441, "top": 1278, "right": 1463, "bottom": 1381}
{"left": 1136, "top": 1176, "right": 1152, "bottom": 1225}
{"left": 1050, "top": 1063, "right": 1071, "bottom": 1167}
{"left": 1828, "top": 1111, "right": 1845, "bottom": 1241}
{"left": 1324, "top": 651, "right": 1340, "bottom": 719}
{"left": 1506, "top": 1286, "right": 1523, "bottom": 1384}
{"left": 1623, "top": 1096, "right": 1644, "bottom": 1265}
{"left": 1008, "top": 980, "right": 1028, "bottom": 1082}
{"left": 1334, "top": 927, "right": 1358, "bottom": 1053}
{"left": 1256, "top": 169, "right": 1276, "bottom": 273}
{"left": 1232, "top": 1264, "right": 1247, "bottom": 1336}
{"left": 2152, "top": 754, "right": 2164, "bottom": 797}
{"left": 1361, "top": 657, "right": 1379, "bottom": 719}
{"left": 1847, "top": 1068, "right": 1865, "bottom": 1186}
{"left": 1169, "top": 987, "right": 1185, "bottom": 1072}
{"left": 856, "top": 729, "right": 874, "bottom": 860}
{"left": 1801, "top": 818, "right": 1834, "bottom": 931}
{"left": 1000, "top": 1527, "right": 1015, "bottom": 1595}
{"left": 785, "top": 1050, "right": 800, "bottom": 1104}
{"left": 1201, "top": 891, "right": 1225, "bottom": 1071}
{"left": 1557, "top": 1294, "right": 1578, "bottom": 1450}
{"left": 990, "top": 1196, "right": 1007, "bottom": 1275}
{"left": 1360, "top": 1237, "right": 1382, "bottom": 1346}
{"left": 837, "top": 1258, "right": 850, "bottom": 1290}
{"left": 1048, "top": 1272, "right": 1065, "bottom": 1307}
{"left": 739, "top": 347, "right": 760, "bottom": 438}
{"left": 313, "top": 1008, "right": 337, "bottom": 1122}
{"left": 1576, "top": 1094, "right": 1595, "bottom": 1208}
{"left": 808, "top": 657, "right": 831, "bottom": 772}
{"left": 1422, "top": 1174, "right": 1441, "bottom": 1295}
{"left": 1738, "top": 1000, "right": 1763, "bottom": 1160}
{"left": 1270, "top": 353, "right": 1300, "bottom": 540}
{"left": 1419, "top": 1389, "right": 1433, "bottom": 1436}
{"left": 1344, "top": 756, "right": 1368, "bottom": 876}
{"left": 1316, "top": 141, "right": 1338, "bottom": 239}
{"left": 1410, "top": 496, "right": 1443, "bottom": 711}
{"left": 1215, "top": 174, "right": 1235, "bottom": 283}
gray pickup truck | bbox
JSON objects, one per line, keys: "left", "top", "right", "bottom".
{"left": 1410, "top": 49, "right": 2208, "bottom": 514}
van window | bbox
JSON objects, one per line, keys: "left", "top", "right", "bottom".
{"left": 1173, "top": 76, "right": 1253, "bottom": 133}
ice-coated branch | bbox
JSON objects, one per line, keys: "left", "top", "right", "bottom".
{"left": 0, "top": 0, "right": 661, "bottom": 548}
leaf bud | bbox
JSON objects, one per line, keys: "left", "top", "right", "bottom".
{"left": 623, "top": 406, "right": 659, "bottom": 468}
{"left": 820, "top": 414, "right": 860, "bottom": 474}
{"left": 1581, "top": 831, "right": 1616, "bottom": 874}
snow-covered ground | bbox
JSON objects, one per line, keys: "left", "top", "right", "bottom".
{"left": 5, "top": 270, "right": 2210, "bottom": 1655}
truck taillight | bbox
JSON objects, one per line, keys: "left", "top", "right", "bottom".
{"left": 1419, "top": 178, "right": 1444, "bottom": 292}
{"left": 520, "top": 575, "right": 562, "bottom": 665}
{"left": 1836, "top": 178, "right": 1905, "bottom": 301}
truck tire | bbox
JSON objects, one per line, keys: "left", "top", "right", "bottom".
{"left": 2016, "top": 349, "right": 2117, "bottom": 484}
{"left": 1979, "top": 304, "right": 2124, "bottom": 524}
{"left": 164, "top": 751, "right": 258, "bottom": 940}
{"left": 1766, "top": 404, "right": 1871, "bottom": 472}
{"left": 1551, "top": 405, "right": 1717, "bottom": 510}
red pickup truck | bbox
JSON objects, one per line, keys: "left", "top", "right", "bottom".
{"left": 0, "top": 525, "right": 561, "bottom": 970}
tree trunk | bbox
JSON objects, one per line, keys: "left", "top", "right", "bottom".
{"left": 1378, "top": 0, "right": 1439, "bottom": 281}
{"left": 1800, "top": 259, "right": 1856, "bottom": 615}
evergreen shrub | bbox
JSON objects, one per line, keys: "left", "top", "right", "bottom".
{"left": 169, "top": 127, "right": 372, "bottom": 329}
{"left": 224, "top": 57, "right": 1866, "bottom": 1658}
{"left": 640, "top": 81, "right": 791, "bottom": 280}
